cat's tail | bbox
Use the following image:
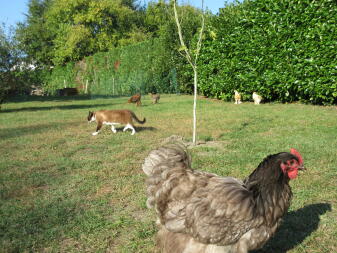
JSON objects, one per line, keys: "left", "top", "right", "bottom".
{"left": 131, "top": 112, "right": 146, "bottom": 124}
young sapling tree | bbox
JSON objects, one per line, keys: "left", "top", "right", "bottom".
{"left": 172, "top": 0, "right": 205, "bottom": 145}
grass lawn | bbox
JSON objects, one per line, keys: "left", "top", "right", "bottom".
{"left": 0, "top": 94, "right": 336, "bottom": 253}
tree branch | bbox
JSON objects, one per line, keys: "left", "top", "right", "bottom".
{"left": 194, "top": 1, "right": 205, "bottom": 65}
{"left": 173, "top": 0, "right": 194, "bottom": 67}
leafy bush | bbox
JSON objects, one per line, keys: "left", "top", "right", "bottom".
{"left": 45, "top": 38, "right": 179, "bottom": 95}
{"left": 198, "top": 0, "right": 337, "bottom": 104}
{"left": 43, "top": 64, "right": 76, "bottom": 94}
{"left": 0, "top": 25, "right": 38, "bottom": 107}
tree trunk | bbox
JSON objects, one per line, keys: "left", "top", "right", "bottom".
{"left": 85, "top": 79, "right": 88, "bottom": 94}
{"left": 0, "top": 97, "right": 5, "bottom": 111}
{"left": 193, "top": 67, "right": 197, "bottom": 144}
{"left": 112, "top": 77, "right": 115, "bottom": 95}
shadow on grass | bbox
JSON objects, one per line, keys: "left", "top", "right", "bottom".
{"left": 87, "top": 126, "right": 156, "bottom": 135}
{"left": 253, "top": 203, "right": 332, "bottom": 253}
{"left": 0, "top": 121, "right": 78, "bottom": 140}
{"left": 135, "top": 126, "right": 157, "bottom": 132}
{"left": 0, "top": 103, "right": 126, "bottom": 113}
{"left": 112, "top": 126, "right": 157, "bottom": 133}
{"left": 8, "top": 94, "right": 125, "bottom": 103}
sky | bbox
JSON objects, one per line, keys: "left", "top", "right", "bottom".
{"left": 0, "top": 0, "right": 29, "bottom": 30}
{"left": 0, "top": 0, "right": 230, "bottom": 31}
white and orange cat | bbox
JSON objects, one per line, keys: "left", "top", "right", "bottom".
{"left": 87, "top": 110, "right": 146, "bottom": 136}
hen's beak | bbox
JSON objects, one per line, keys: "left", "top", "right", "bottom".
{"left": 298, "top": 166, "right": 306, "bottom": 171}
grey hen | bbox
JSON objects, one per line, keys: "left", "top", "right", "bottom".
{"left": 142, "top": 143, "right": 305, "bottom": 253}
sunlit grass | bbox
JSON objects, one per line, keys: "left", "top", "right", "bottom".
{"left": 0, "top": 95, "right": 336, "bottom": 252}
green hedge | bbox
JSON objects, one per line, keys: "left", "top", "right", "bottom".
{"left": 44, "top": 38, "right": 179, "bottom": 95}
{"left": 43, "top": 63, "right": 75, "bottom": 94}
{"left": 198, "top": 0, "right": 337, "bottom": 104}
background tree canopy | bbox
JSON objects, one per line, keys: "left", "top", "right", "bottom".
{"left": 16, "top": 0, "right": 148, "bottom": 66}
{"left": 0, "top": 25, "right": 36, "bottom": 108}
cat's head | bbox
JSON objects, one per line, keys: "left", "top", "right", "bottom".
{"left": 87, "top": 111, "right": 95, "bottom": 122}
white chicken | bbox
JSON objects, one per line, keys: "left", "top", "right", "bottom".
{"left": 234, "top": 90, "right": 242, "bottom": 104}
{"left": 252, "top": 92, "right": 262, "bottom": 104}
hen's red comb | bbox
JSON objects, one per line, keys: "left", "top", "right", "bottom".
{"left": 290, "top": 148, "right": 303, "bottom": 165}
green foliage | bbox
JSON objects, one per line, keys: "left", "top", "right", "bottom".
{"left": 16, "top": 0, "right": 205, "bottom": 96}
{"left": 43, "top": 64, "right": 76, "bottom": 94}
{"left": 145, "top": 1, "right": 203, "bottom": 48}
{"left": 0, "top": 25, "right": 32, "bottom": 108}
{"left": 43, "top": 1, "right": 205, "bottom": 95}
{"left": 198, "top": 0, "right": 337, "bottom": 105}
{"left": 16, "top": 0, "right": 148, "bottom": 66}
{"left": 143, "top": 1, "right": 207, "bottom": 93}
{"left": 45, "top": 38, "right": 178, "bottom": 95}
{"left": 15, "top": 0, "right": 54, "bottom": 66}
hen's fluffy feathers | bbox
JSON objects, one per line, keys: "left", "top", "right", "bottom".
{"left": 252, "top": 92, "right": 262, "bottom": 104}
{"left": 143, "top": 143, "right": 296, "bottom": 253}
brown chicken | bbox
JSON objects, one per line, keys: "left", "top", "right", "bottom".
{"left": 128, "top": 93, "right": 142, "bottom": 106}
{"left": 142, "top": 143, "right": 305, "bottom": 253}
{"left": 149, "top": 93, "right": 161, "bottom": 104}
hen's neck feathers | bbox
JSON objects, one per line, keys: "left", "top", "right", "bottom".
{"left": 244, "top": 153, "right": 294, "bottom": 225}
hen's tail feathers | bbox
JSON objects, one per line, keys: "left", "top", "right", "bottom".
{"left": 142, "top": 142, "right": 191, "bottom": 208}
{"left": 142, "top": 142, "right": 190, "bottom": 176}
